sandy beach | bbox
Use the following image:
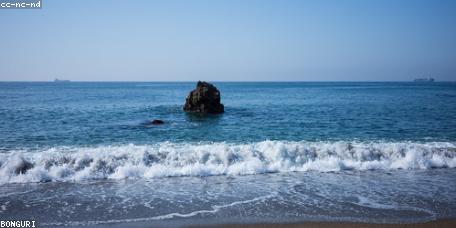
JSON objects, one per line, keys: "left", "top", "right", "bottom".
{"left": 78, "top": 218, "right": 456, "bottom": 228}
{"left": 215, "top": 219, "right": 456, "bottom": 228}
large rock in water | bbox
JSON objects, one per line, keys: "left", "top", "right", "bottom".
{"left": 183, "top": 81, "right": 224, "bottom": 114}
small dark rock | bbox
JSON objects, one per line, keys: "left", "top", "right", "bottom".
{"left": 183, "top": 81, "right": 224, "bottom": 114}
{"left": 150, "top": 119, "right": 164, "bottom": 125}
{"left": 14, "top": 159, "right": 34, "bottom": 174}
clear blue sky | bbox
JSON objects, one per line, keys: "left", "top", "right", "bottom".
{"left": 1, "top": 0, "right": 455, "bottom": 81}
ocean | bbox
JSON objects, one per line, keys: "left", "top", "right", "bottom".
{"left": 0, "top": 82, "right": 456, "bottom": 227}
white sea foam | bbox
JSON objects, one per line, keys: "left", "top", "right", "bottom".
{"left": 0, "top": 141, "right": 455, "bottom": 183}
{"left": 41, "top": 194, "right": 276, "bottom": 226}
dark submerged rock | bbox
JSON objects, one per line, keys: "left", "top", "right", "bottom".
{"left": 14, "top": 159, "right": 34, "bottom": 174}
{"left": 150, "top": 119, "right": 164, "bottom": 125}
{"left": 183, "top": 81, "right": 224, "bottom": 114}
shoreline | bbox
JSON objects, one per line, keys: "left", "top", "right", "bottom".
{"left": 74, "top": 218, "right": 456, "bottom": 228}
{"left": 212, "top": 219, "right": 456, "bottom": 228}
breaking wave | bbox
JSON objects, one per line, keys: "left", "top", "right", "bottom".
{"left": 1, "top": 141, "right": 456, "bottom": 183}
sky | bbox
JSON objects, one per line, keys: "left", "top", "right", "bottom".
{"left": 0, "top": 0, "right": 455, "bottom": 81}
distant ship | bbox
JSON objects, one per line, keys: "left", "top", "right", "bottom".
{"left": 414, "top": 77, "right": 435, "bottom": 83}
{"left": 54, "top": 78, "right": 71, "bottom": 83}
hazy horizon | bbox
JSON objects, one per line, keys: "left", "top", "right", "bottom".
{"left": 1, "top": 79, "right": 456, "bottom": 82}
{"left": 1, "top": 0, "right": 455, "bottom": 82}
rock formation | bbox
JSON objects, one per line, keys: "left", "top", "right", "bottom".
{"left": 14, "top": 158, "right": 33, "bottom": 174}
{"left": 183, "top": 81, "right": 224, "bottom": 114}
{"left": 150, "top": 119, "right": 164, "bottom": 125}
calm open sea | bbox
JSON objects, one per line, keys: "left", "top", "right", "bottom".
{"left": 0, "top": 82, "right": 456, "bottom": 226}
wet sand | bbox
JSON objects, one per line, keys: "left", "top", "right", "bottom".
{"left": 84, "top": 218, "right": 456, "bottom": 228}
{"left": 215, "top": 219, "right": 456, "bottom": 228}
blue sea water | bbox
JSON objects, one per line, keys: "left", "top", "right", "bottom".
{"left": 1, "top": 82, "right": 456, "bottom": 149}
{"left": 0, "top": 82, "right": 456, "bottom": 226}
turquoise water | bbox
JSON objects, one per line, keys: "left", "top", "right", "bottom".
{"left": 1, "top": 82, "right": 456, "bottom": 226}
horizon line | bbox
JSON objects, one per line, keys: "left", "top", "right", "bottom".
{"left": 0, "top": 80, "right": 455, "bottom": 83}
